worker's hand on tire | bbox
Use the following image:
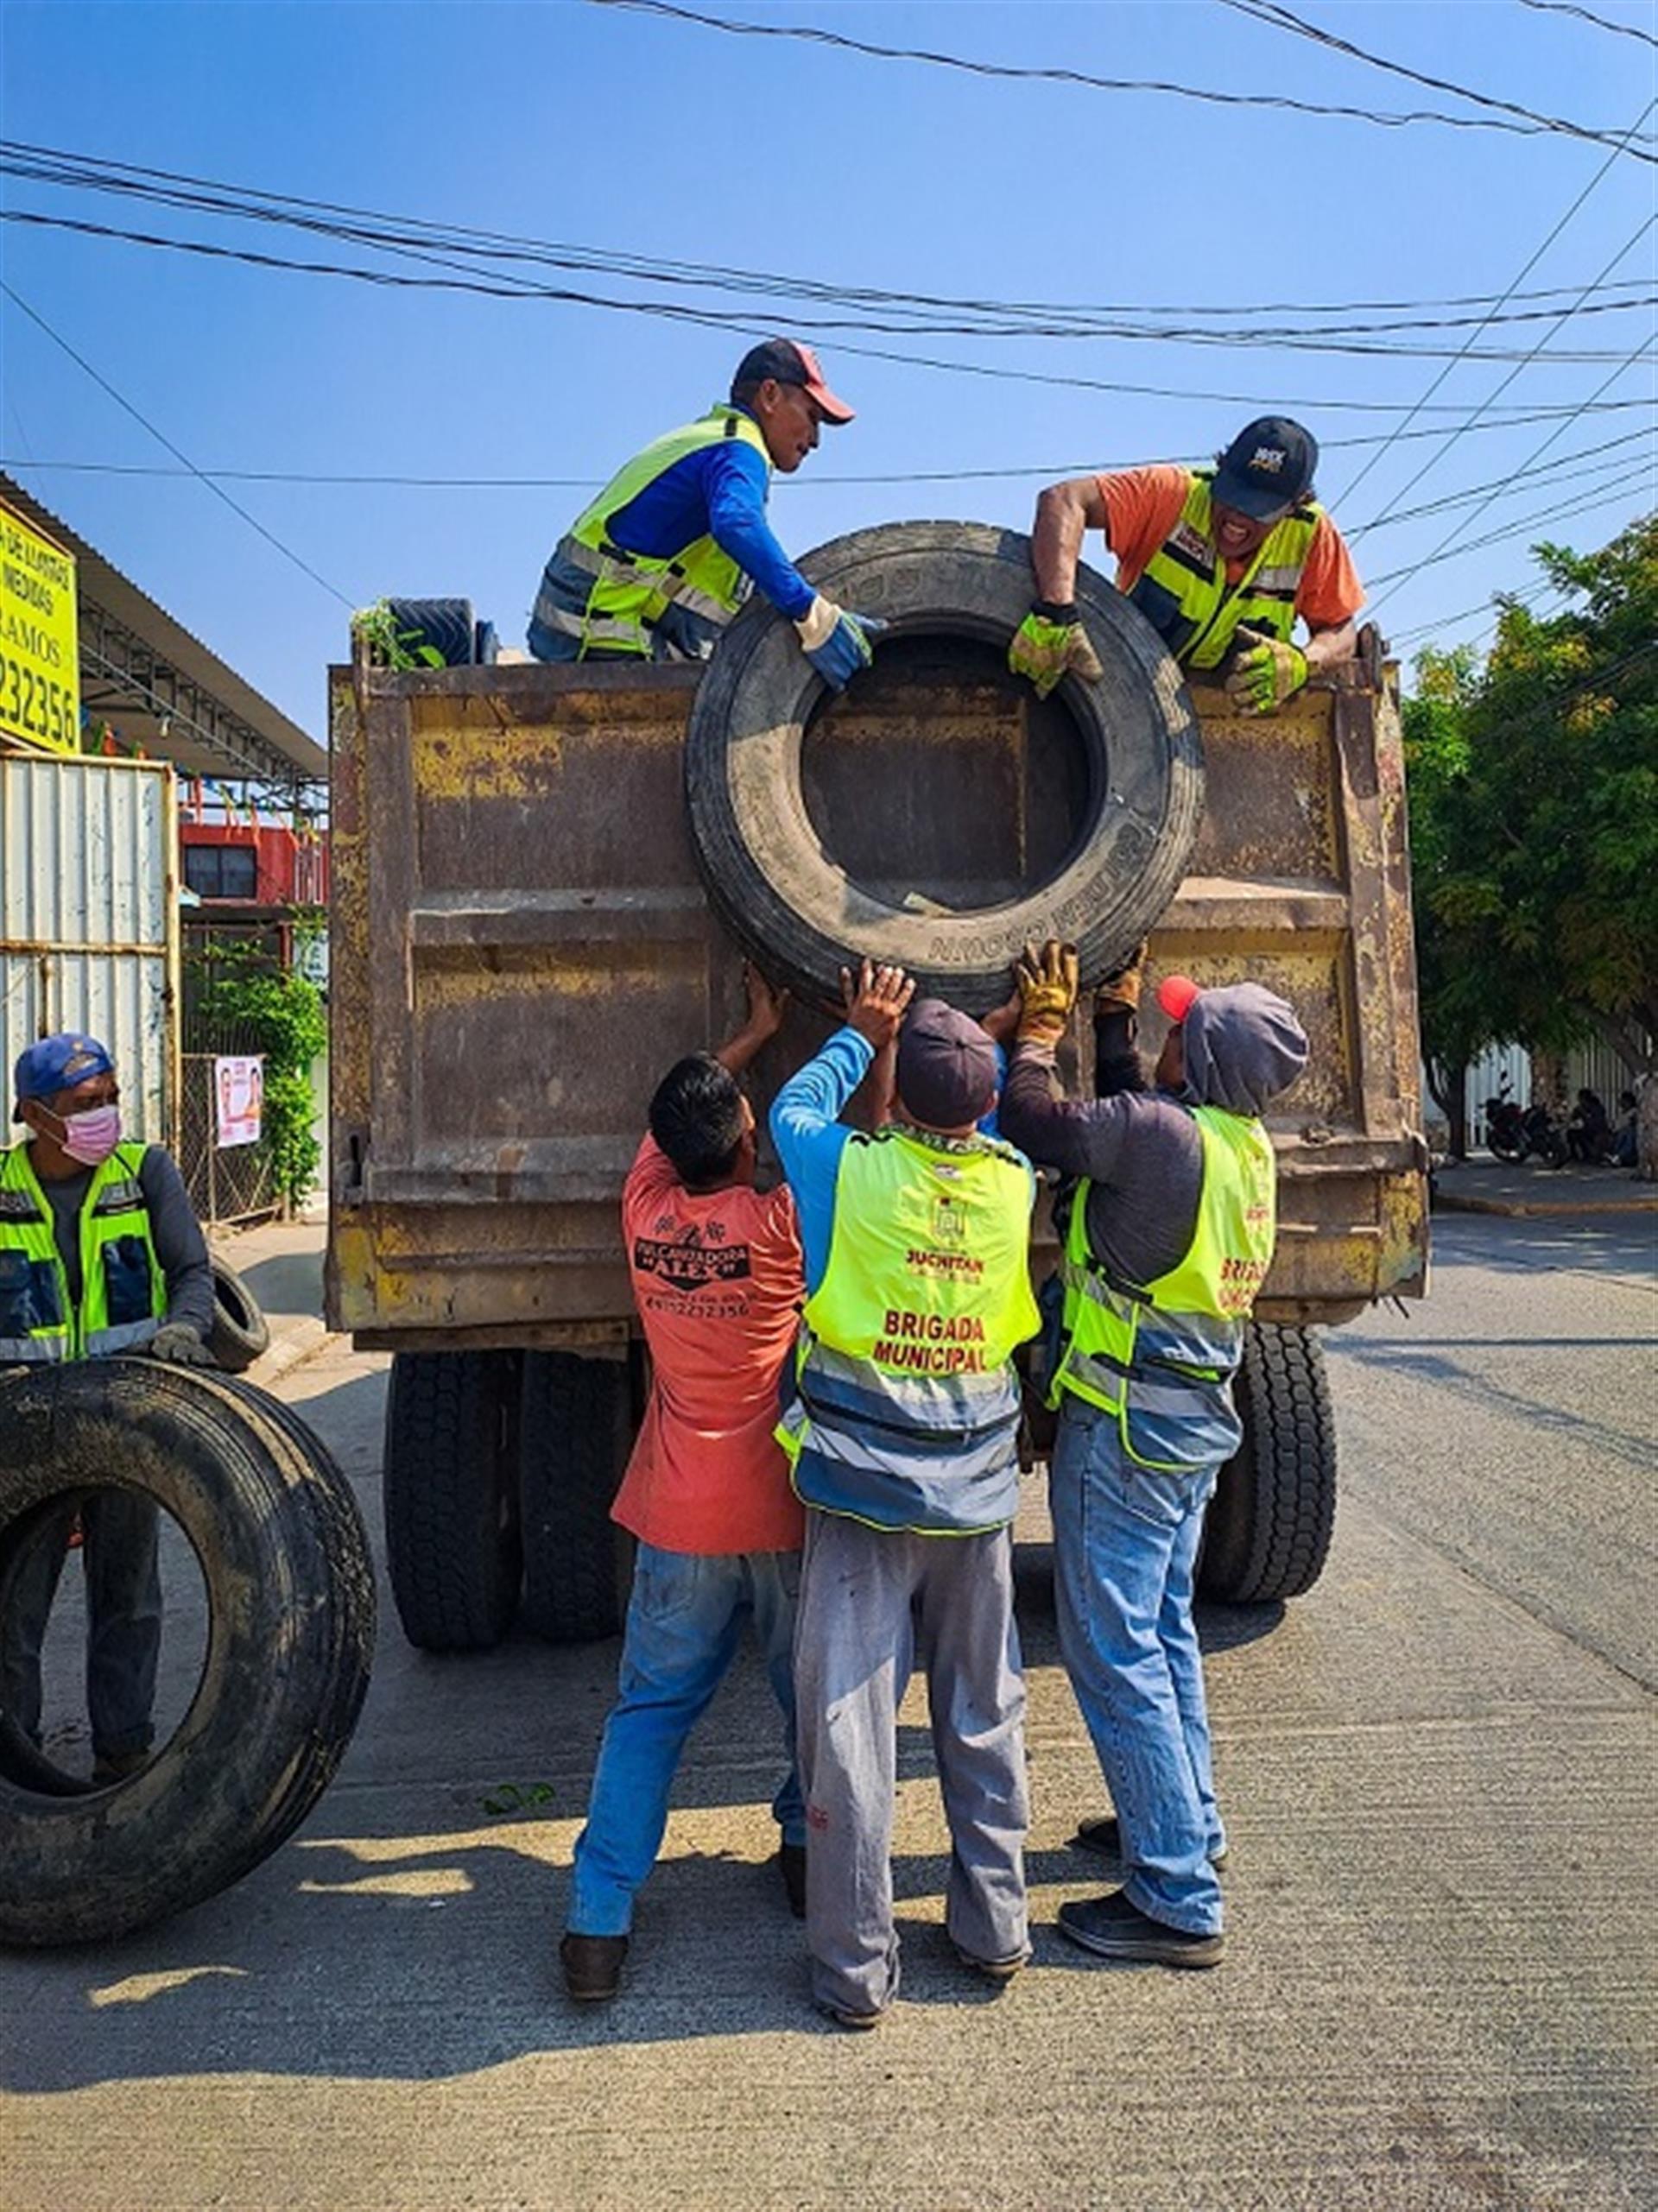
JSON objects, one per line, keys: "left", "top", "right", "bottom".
{"left": 795, "top": 596, "right": 885, "bottom": 691}
{"left": 1015, "top": 939, "right": 1080, "bottom": 1046}
{"left": 148, "top": 1322, "right": 218, "bottom": 1368}
{"left": 1225, "top": 635, "right": 1307, "bottom": 716}
{"left": 840, "top": 958, "right": 916, "bottom": 1050}
{"left": 740, "top": 959, "right": 789, "bottom": 1042}
{"left": 1095, "top": 938, "right": 1149, "bottom": 1015}
{"left": 1008, "top": 606, "right": 1104, "bottom": 699}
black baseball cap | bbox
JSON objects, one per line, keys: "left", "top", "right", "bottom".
{"left": 896, "top": 1000, "right": 998, "bottom": 1129}
{"left": 731, "top": 338, "right": 854, "bottom": 424}
{"left": 1212, "top": 417, "right": 1318, "bottom": 520}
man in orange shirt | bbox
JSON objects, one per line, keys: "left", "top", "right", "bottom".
{"left": 1008, "top": 416, "right": 1363, "bottom": 714}
{"left": 560, "top": 965, "right": 807, "bottom": 2005}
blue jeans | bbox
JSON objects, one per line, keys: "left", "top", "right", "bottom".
{"left": 568, "top": 1543, "right": 804, "bottom": 1937}
{"left": 0, "top": 1490, "right": 162, "bottom": 1760}
{"left": 1049, "top": 1400, "right": 1225, "bottom": 1936}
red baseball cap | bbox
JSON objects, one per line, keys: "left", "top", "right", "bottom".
{"left": 1156, "top": 975, "right": 1203, "bottom": 1022}
{"left": 731, "top": 338, "right": 854, "bottom": 425}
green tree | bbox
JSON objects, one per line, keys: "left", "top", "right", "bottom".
{"left": 1403, "top": 514, "right": 1658, "bottom": 1171}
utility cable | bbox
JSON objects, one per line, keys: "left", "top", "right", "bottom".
{"left": 0, "top": 282, "right": 353, "bottom": 608}
{"left": 1363, "top": 477, "right": 1652, "bottom": 591}
{"left": 1516, "top": 0, "right": 1658, "bottom": 48}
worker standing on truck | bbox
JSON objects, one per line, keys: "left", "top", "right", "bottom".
{"left": 0, "top": 1033, "right": 216, "bottom": 1785}
{"left": 1008, "top": 417, "right": 1363, "bottom": 714}
{"left": 771, "top": 964, "right": 1041, "bottom": 2028}
{"left": 999, "top": 944, "right": 1307, "bottom": 1968}
{"left": 528, "top": 338, "right": 882, "bottom": 689}
{"left": 560, "top": 966, "right": 809, "bottom": 2006}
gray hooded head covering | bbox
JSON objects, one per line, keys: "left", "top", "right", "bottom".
{"left": 1178, "top": 983, "right": 1308, "bottom": 1115}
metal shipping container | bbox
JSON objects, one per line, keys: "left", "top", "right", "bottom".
{"left": 0, "top": 753, "right": 180, "bottom": 1146}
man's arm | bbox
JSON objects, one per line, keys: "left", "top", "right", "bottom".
{"left": 138, "top": 1147, "right": 214, "bottom": 1338}
{"left": 999, "top": 1044, "right": 1136, "bottom": 1182}
{"left": 714, "top": 962, "right": 788, "bottom": 1077}
{"left": 705, "top": 445, "right": 815, "bottom": 620}
{"left": 1302, "top": 618, "right": 1358, "bottom": 675}
{"left": 1029, "top": 476, "right": 1111, "bottom": 606}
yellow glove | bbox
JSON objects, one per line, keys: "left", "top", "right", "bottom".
{"left": 1094, "top": 938, "right": 1149, "bottom": 1014}
{"left": 1008, "top": 606, "right": 1104, "bottom": 700}
{"left": 1015, "top": 939, "right": 1080, "bottom": 1046}
{"left": 1225, "top": 635, "right": 1308, "bottom": 716}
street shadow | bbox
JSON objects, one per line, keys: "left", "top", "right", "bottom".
{"left": 1427, "top": 1210, "right": 1656, "bottom": 1282}
{"left": 224, "top": 1248, "right": 325, "bottom": 1324}
{"left": 1326, "top": 1337, "right": 1654, "bottom": 1473}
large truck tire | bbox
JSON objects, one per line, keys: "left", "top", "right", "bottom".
{"left": 206, "top": 1253, "right": 270, "bottom": 1374}
{"left": 1199, "top": 1323, "right": 1337, "bottom": 1604}
{"left": 686, "top": 521, "right": 1205, "bottom": 1007}
{"left": 383, "top": 596, "right": 477, "bottom": 668}
{"left": 518, "top": 1350, "right": 636, "bottom": 1643}
{"left": 0, "top": 1359, "right": 375, "bottom": 1946}
{"left": 383, "top": 1350, "right": 522, "bottom": 1652}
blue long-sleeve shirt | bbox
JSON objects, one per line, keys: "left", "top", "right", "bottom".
{"left": 605, "top": 414, "right": 814, "bottom": 620}
{"left": 769, "top": 1026, "right": 873, "bottom": 1293}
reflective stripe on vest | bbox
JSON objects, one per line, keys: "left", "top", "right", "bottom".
{"left": 782, "top": 1126, "right": 1041, "bottom": 1534}
{"left": 1049, "top": 1107, "right": 1277, "bottom": 1471}
{"left": 545, "top": 406, "right": 772, "bottom": 660}
{"left": 0, "top": 1141, "right": 166, "bottom": 1363}
{"left": 1128, "top": 471, "right": 1321, "bottom": 670}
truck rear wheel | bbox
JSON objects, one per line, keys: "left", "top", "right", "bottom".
{"left": 383, "top": 1350, "right": 522, "bottom": 1651}
{"left": 518, "top": 1351, "right": 636, "bottom": 1643}
{"left": 1198, "top": 1323, "right": 1337, "bottom": 1604}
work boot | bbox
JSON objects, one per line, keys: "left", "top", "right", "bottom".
{"left": 819, "top": 2001, "right": 885, "bottom": 2032}
{"left": 1072, "top": 1814, "right": 1228, "bottom": 1873}
{"left": 1058, "top": 1890, "right": 1224, "bottom": 1969}
{"left": 560, "top": 1931, "right": 628, "bottom": 2003}
{"left": 777, "top": 1842, "right": 807, "bottom": 1920}
{"left": 952, "top": 1942, "right": 1028, "bottom": 1985}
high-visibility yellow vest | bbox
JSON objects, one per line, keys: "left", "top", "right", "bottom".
{"left": 1049, "top": 1106, "right": 1277, "bottom": 1471}
{"left": 0, "top": 1140, "right": 166, "bottom": 1363}
{"left": 542, "top": 405, "right": 773, "bottom": 659}
{"left": 781, "top": 1126, "right": 1040, "bottom": 1534}
{"left": 1129, "top": 471, "right": 1322, "bottom": 671}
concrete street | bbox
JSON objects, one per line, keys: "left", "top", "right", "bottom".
{"left": 3, "top": 1204, "right": 1655, "bottom": 2211}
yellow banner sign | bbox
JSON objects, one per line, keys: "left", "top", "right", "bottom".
{"left": 0, "top": 499, "right": 79, "bottom": 754}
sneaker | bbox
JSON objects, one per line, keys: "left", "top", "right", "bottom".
{"left": 952, "top": 1943, "right": 1028, "bottom": 1983}
{"left": 560, "top": 1931, "right": 628, "bottom": 2002}
{"left": 1058, "top": 1890, "right": 1224, "bottom": 1969}
{"left": 820, "top": 2001, "right": 885, "bottom": 2032}
{"left": 778, "top": 1842, "right": 807, "bottom": 1920}
{"left": 1071, "top": 1815, "right": 1228, "bottom": 1873}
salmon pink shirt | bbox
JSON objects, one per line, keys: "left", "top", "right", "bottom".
{"left": 611, "top": 1134, "right": 806, "bottom": 1556}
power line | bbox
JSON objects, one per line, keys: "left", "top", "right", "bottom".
{"left": 1216, "top": 0, "right": 1655, "bottom": 161}
{"left": 589, "top": 0, "right": 1655, "bottom": 153}
{"left": 0, "top": 282, "right": 353, "bottom": 608}
{"left": 1364, "top": 462, "right": 1654, "bottom": 595}
{"left": 1516, "top": 0, "right": 1658, "bottom": 48}
{"left": 1346, "top": 429, "right": 1654, "bottom": 535}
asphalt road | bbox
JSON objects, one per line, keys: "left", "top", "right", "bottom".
{"left": 3, "top": 1206, "right": 1655, "bottom": 2212}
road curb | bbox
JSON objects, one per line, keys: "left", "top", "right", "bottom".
{"left": 244, "top": 1316, "right": 332, "bottom": 1388}
{"left": 1435, "top": 1191, "right": 1658, "bottom": 1218}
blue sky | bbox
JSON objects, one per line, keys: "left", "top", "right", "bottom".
{"left": 2, "top": 0, "right": 1654, "bottom": 742}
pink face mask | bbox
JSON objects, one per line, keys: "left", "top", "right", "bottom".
{"left": 48, "top": 1103, "right": 123, "bottom": 1166}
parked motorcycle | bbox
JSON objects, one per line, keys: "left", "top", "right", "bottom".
{"left": 1482, "top": 1079, "right": 1569, "bottom": 1168}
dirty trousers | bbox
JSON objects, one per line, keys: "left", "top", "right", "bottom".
{"left": 0, "top": 1490, "right": 161, "bottom": 1760}
{"left": 793, "top": 1507, "right": 1029, "bottom": 2018}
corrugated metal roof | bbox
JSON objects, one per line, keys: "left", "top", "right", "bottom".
{"left": 1, "top": 471, "right": 327, "bottom": 784}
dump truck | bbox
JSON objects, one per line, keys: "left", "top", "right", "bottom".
{"left": 326, "top": 523, "right": 1428, "bottom": 1653}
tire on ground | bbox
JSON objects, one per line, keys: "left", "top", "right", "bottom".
{"left": 206, "top": 1253, "right": 270, "bottom": 1374}
{"left": 1198, "top": 1322, "right": 1337, "bottom": 1604}
{"left": 686, "top": 521, "right": 1206, "bottom": 1007}
{"left": 0, "top": 1358, "right": 376, "bottom": 1946}
{"left": 383, "top": 596, "right": 477, "bottom": 668}
{"left": 382, "top": 1350, "right": 522, "bottom": 1652}
{"left": 518, "top": 1350, "right": 636, "bottom": 1643}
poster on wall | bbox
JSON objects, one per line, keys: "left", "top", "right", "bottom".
{"left": 0, "top": 497, "right": 80, "bottom": 754}
{"left": 214, "top": 1054, "right": 264, "bottom": 1148}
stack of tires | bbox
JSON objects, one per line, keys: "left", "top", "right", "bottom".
{"left": 0, "top": 1360, "right": 376, "bottom": 1946}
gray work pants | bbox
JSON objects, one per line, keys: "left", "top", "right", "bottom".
{"left": 794, "top": 1507, "right": 1029, "bottom": 2018}
{"left": 0, "top": 1491, "right": 162, "bottom": 1761}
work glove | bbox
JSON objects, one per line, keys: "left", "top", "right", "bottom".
{"left": 1007, "top": 604, "right": 1104, "bottom": 699}
{"left": 1015, "top": 939, "right": 1080, "bottom": 1047}
{"left": 148, "top": 1322, "right": 217, "bottom": 1368}
{"left": 1225, "top": 634, "right": 1308, "bottom": 716}
{"left": 1094, "top": 938, "right": 1149, "bottom": 1015}
{"left": 794, "top": 596, "right": 885, "bottom": 691}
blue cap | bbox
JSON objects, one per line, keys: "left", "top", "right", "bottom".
{"left": 13, "top": 1032, "right": 115, "bottom": 1118}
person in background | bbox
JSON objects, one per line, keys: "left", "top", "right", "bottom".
{"left": 0, "top": 1033, "right": 215, "bottom": 1785}
{"left": 1566, "top": 1087, "right": 1611, "bottom": 1165}
{"left": 528, "top": 338, "right": 881, "bottom": 690}
{"left": 772, "top": 964, "right": 1040, "bottom": 2030}
{"left": 1000, "top": 945, "right": 1307, "bottom": 1969}
{"left": 560, "top": 967, "right": 807, "bottom": 2005}
{"left": 1009, "top": 416, "right": 1362, "bottom": 717}
{"left": 1612, "top": 1090, "right": 1639, "bottom": 1170}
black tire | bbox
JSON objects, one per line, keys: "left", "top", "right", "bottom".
{"left": 1198, "top": 1323, "right": 1337, "bottom": 1604}
{"left": 1488, "top": 1134, "right": 1524, "bottom": 1163}
{"left": 384, "top": 596, "right": 476, "bottom": 668}
{"left": 686, "top": 521, "right": 1205, "bottom": 1007}
{"left": 206, "top": 1254, "right": 270, "bottom": 1374}
{"left": 382, "top": 1350, "right": 522, "bottom": 1652}
{"left": 473, "top": 619, "right": 499, "bottom": 666}
{"left": 518, "top": 1351, "right": 636, "bottom": 1643}
{"left": 0, "top": 1359, "right": 375, "bottom": 1946}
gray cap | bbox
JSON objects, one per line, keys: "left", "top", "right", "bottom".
{"left": 896, "top": 999, "right": 998, "bottom": 1129}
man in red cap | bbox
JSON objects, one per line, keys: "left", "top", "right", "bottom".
{"left": 1007, "top": 416, "right": 1363, "bottom": 715}
{"left": 528, "top": 338, "right": 881, "bottom": 687}
{"left": 1000, "top": 942, "right": 1307, "bottom": 1968}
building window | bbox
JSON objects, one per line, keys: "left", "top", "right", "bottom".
{"left": 184, "top": 844, "right": 258, "bottom": 901}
